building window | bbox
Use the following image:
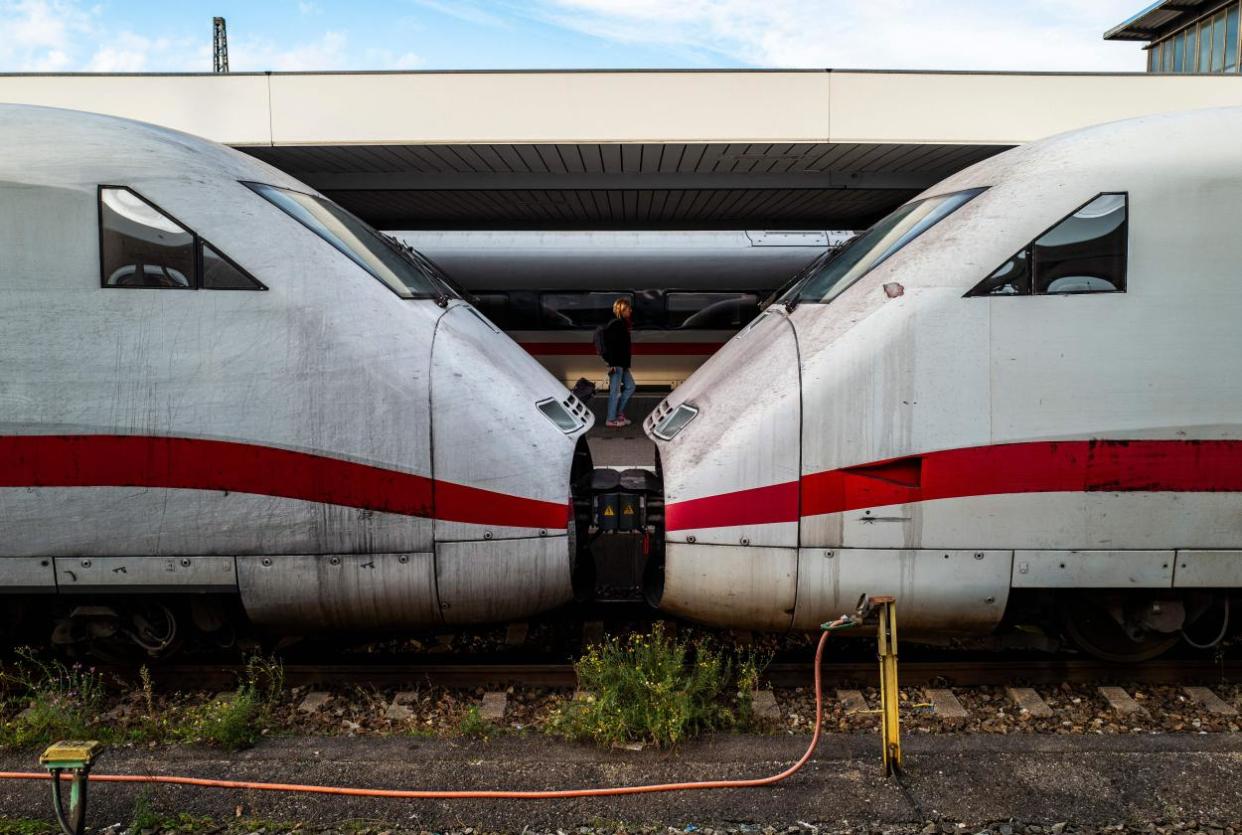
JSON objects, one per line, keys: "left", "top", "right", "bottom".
{"left": 1199, "top": 19, "right": 1213, "bottom": 70}
{"left": 1226, "top": 4, "right": 1239, "bottom": 71}
{"left": 1212, "top": 11, "right": 1227, "bottom": 71}
{"left": 1146, "top": 4, "right": 1242, "bottom": 74}
{"left": 967, "top": 194, "right": 1127, "bottom": 297}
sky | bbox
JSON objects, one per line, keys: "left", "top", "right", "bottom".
{"left": 0, "top": 0, "right": 1149, "bottom": 74}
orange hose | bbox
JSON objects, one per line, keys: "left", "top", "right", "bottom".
{"left": 1, "top": 631, "right": 831, "bottom": 800}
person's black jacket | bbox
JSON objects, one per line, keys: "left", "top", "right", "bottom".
{"left": 600, "top": 316, "right": 631, "bottom": 368}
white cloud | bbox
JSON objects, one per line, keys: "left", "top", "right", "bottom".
{"left": 529, "top": 0, "right": 1147, "bottom": 71}
{"left": 0, "top": 0, "right": 1149, "bottom": 74}
{"left": 0, "top": 1, "right": 366, "bottom": 73}
{"left": 84, "top": 31, "right": 189, "bottom": 72}
{"left": 229, "top": 31, "right": 350, "bottom": 71}
{"left": 413, "top": 0, "right": 508, "bottom": 28}
{"left": 0, "top": 0, "right": 95, "bottom": 71}
{"left": 386, "top": 50, "right": 424, "bottom": 69}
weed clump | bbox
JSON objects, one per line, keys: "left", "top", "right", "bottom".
{"left": 550, "top": 624, "right": 759, "bottom": 749}
{"left": 127, "top": 791, "right": 211, "bottom": 834}
{"left": 455, "top": 705, "right": 496, "bottom": 739}
{"left": 0, "top": 648, "right": 108, "bottom": 750}
{"left": 176, "top": 654, "right": 284, "bottom": 751}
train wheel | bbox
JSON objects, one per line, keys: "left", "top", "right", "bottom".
{"left": 1063, "top": 593, "right": 1180, "bottom": 663}
{"left": 122, "top": 601, "right": 181, "bottom": 658}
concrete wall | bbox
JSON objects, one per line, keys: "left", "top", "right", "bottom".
{"left": 3, "top": 70, "right": 1242, "bottom": 147}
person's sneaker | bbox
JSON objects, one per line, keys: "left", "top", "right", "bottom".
{"left": 616, "top": 415, "right": 632, "bottom": 426}
{"left": 606, "top": 419, "right": 626, "bottom": 428}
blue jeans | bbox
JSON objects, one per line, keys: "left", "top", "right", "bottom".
{"left": 607, "top": 367, "right": 636, "bottom": 421}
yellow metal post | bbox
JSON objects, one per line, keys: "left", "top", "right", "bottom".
{"left": 873, "top": 596, "right": 902, "bottom": 775}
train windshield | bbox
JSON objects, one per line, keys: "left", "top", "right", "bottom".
{"left": 781, "top": 187, "right": 985, "bottom": 305}
{"left": 246, "top": 183, "right": 453, "bottom": 300}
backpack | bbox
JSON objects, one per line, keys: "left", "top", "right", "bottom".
{"left": 592, "top": 323, "right": 607, "bottom": 358}
{"left": 572, "top": 377, "right": 597, "bottom": 404}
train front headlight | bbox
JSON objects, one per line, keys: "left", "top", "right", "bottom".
{"left": 652, "top": 403, "right": 699, "bottom": 440}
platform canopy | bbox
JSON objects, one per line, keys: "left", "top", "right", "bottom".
{"left": 4, "top": 69, "right": 1242, "bottom": 229}
{"left": 1104, "top": 1, "right": 1214, "bottom": 41}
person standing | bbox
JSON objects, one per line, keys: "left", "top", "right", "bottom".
{"left": 599, "top": 297, "right": 636, "bottom": 428}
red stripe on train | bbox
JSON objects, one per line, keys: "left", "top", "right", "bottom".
{"left": 519, "top": 342, "right": 725, "bottom": 356}
{"left": 0, "top": 435, "right": 569, "bottom": 530}
{"left": 665, "top": 439, "right": 1242, "bottom": 532}
{"left": 663, "top": 481, "right": 799, "bottom": 532}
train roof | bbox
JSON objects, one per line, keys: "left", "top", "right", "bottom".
{"left": 922, "top": 105, "right": 1242, "bottom": 202}
{"left": 0, "top": 104, "right": 303, "bottom": 192}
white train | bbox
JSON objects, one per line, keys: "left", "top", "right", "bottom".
{"left": 393, "top": 230, "right": 835, "bottom": 387}
{"left": 645, "top": 107, "right": 1242, "bottom": 661}
{"left": 0, "top": 105, "right": 593, "bottom": 654}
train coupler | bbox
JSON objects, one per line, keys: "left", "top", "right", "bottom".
{"left": 588, "top": 467, "right": 662, "bottom": 533}
{"left": 39, "top": 740, "right": 104, "bottom": 835}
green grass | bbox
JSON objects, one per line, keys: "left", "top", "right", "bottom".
{"left": 455, "top": 705, "right": 497, "bottom": 739}
{"left": 0, "top": 649, "right": 286, "bottom": 753}
{"left": 129, "top": 791, "right": 163, "bottom": 832}
{"left": 549, "top": 623, "right": 766, "bottom": 749}
{"left": 127, "top": 792, "right": 213, "bottom": 833}
{"left": 734, "top": 652, "right": 766, "bottom": 728}
{"left": 0, "top": 648, "right": 110, "bottom": 750}
{"left": 0, "top": 819, "right": 56, "bottom": 835}
{"left": 174, "top": 655, "right": 285, "bottom": 751}
{"left": 175, "top": 688, "right": 264, "bottom": 750}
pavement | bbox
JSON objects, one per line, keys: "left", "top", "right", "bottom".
{"left": 4, "top": 732, "right": 1242, "bottom": 830}
{"left": 586, "top": 392, "right": 662, "bottom": 468}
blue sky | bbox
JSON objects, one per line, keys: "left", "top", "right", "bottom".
{"left": 1, "top": 0, "right": 1148, "bottom": 73}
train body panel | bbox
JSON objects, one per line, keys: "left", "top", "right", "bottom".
{"left": 0, "top": 105, "right": 590, "bottom": 640}
{"left": 655, "top": 311, "right": 801, "bottom": 548}
{"left": 657, "top": 543, "right": 797, "bottom": 631}
{"left": 430, "top": 302, "right": 585, "bottom": 542}
{"left": 647, "top": 107, "right": 1242, "bottom": 644}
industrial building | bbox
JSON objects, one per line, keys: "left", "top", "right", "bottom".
{"left": 1108, "top": 1, "right": 1242, "bottom": 73}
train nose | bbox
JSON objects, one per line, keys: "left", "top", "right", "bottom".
{"left": 429, "top": 302, "right": 593, "bottom": 623}
{"left": 645, "top": 309, "right": 804, "bottom": 630}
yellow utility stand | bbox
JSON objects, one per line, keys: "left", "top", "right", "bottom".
{"left": 825, "top": 595, "right": 903, "bottom": 776}
{"left": 39, "top": 740, "right": 104, "bottom": 835}
{"left": 871, "top": 596, "right": 902, "bottom": 776}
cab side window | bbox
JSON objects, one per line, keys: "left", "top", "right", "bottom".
{"left": 202, "top": 242, "right": 263, "bottom": 290}
{"left": 99, "top": 186, "right": 265, "bottom": 291}
{"left": 100, "top": 187, "right": 195, "bottom": 288}
{"left": 968, "top": 193, "right": 1127, "bottom": 297}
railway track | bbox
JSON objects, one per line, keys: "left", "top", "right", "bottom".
{"left": 93, "top": 655, "right": 1242, "bottom": 692}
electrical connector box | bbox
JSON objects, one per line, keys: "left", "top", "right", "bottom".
{"left": 39, "top": 741, "right": 104, "bottom": 769}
